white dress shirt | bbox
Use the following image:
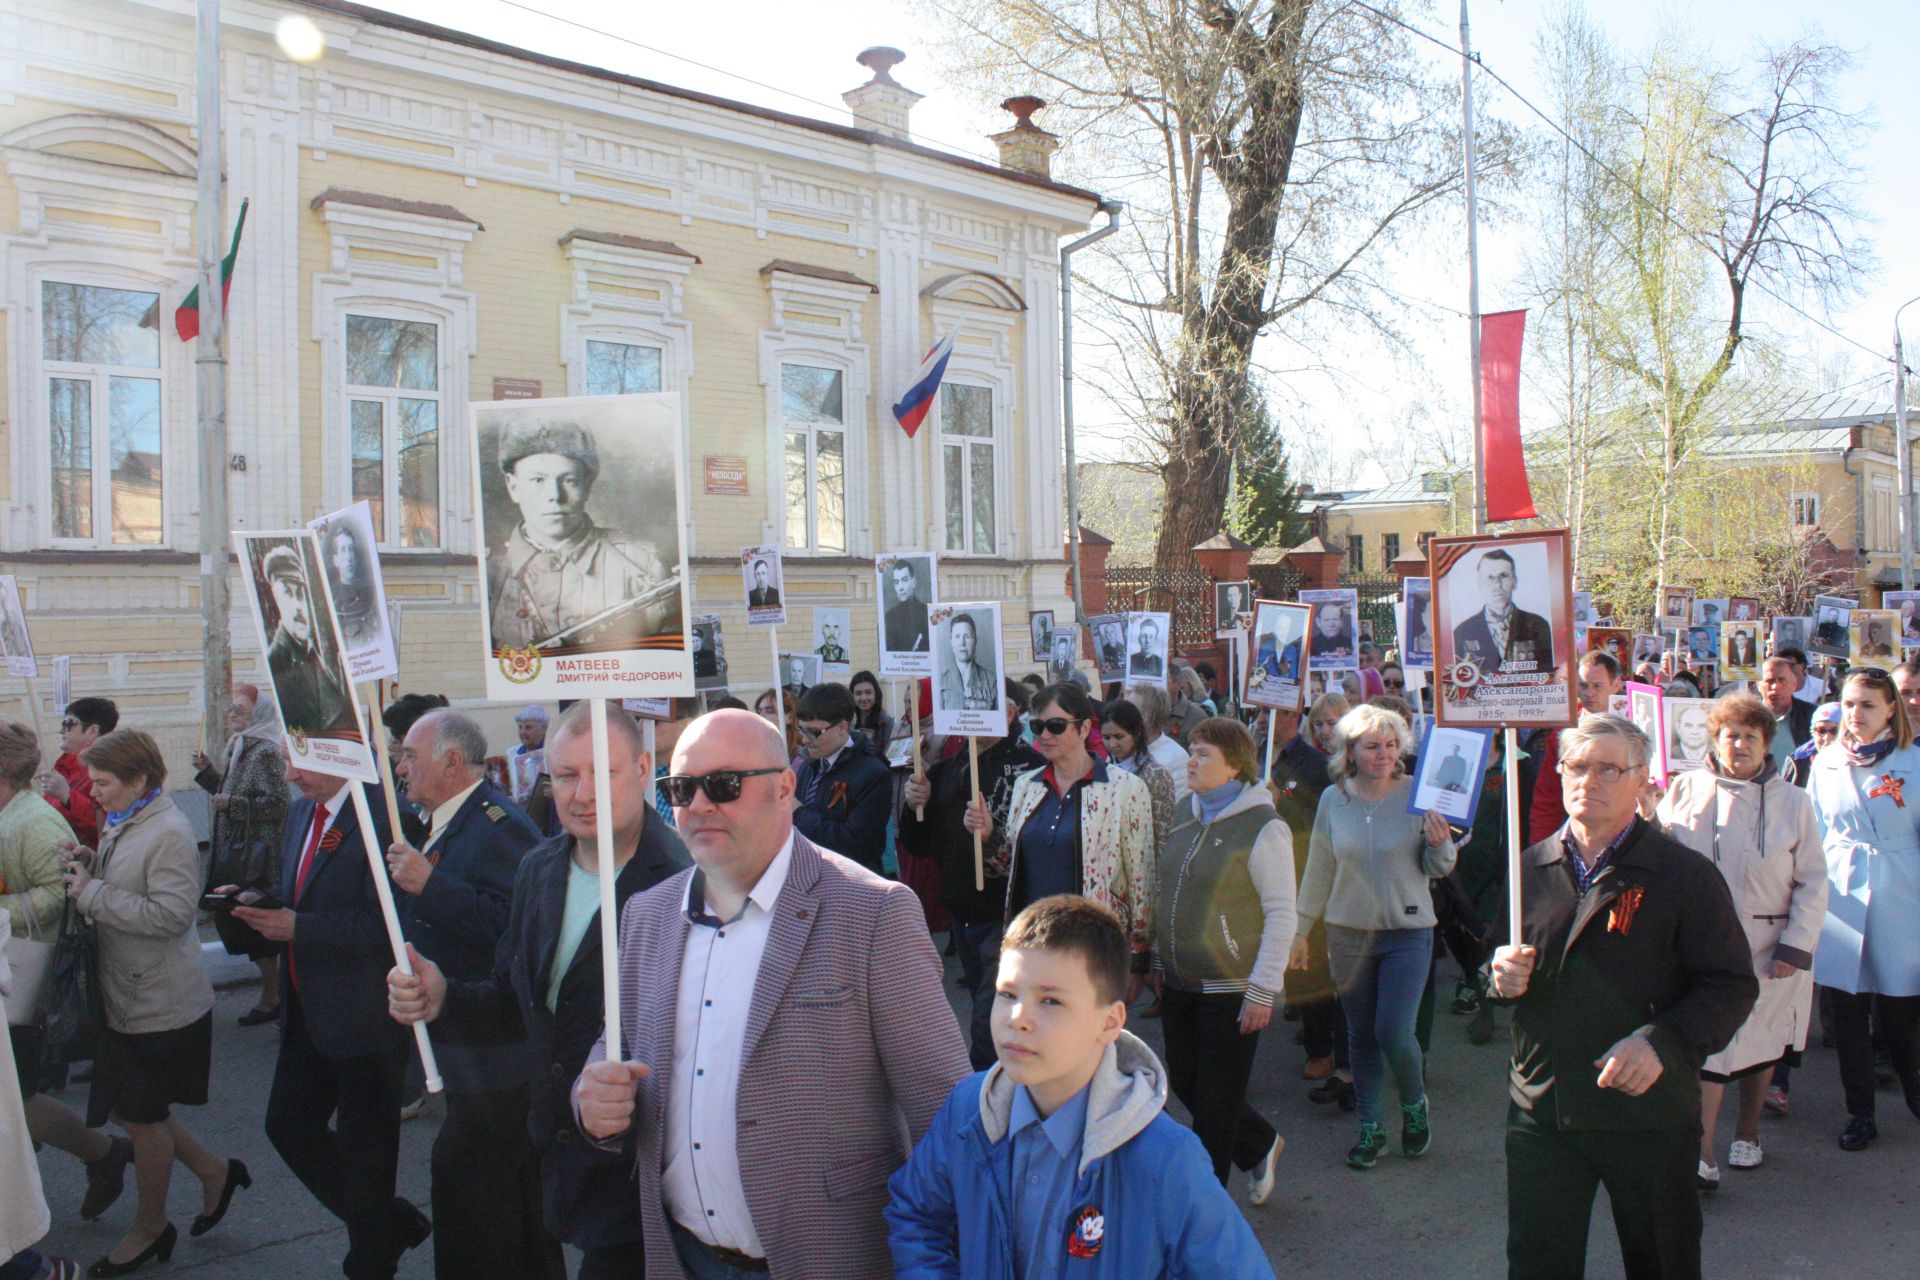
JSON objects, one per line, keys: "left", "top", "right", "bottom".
{"left": 420, "top": 777, "right": 484, "bottom": 855}
{"left": 661, "top": 832, "right": 796, "bottom": 1255}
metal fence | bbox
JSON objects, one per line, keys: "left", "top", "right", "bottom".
{"left": 1343, "top": 572, "right": 1403, "bottom": 649}
{"left": 1103, "top": 565, "right": 1218, "bottom": 651}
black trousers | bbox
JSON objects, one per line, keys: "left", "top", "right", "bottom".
{"left": 1831, "top": 989, "right": 1920, "bottom": 1117}
{"left": 432, "top": 1084, "right": 566, "bottom": 1280}
{"left": 1160, "top": 987, "right": 1277, "bottom": 1182}
{"left": 265, "top": 993, "right": 410, "bottom": 1280}
{"left": 576, "top": 1241, "right": 647, "bottom": 1280}
{"left": 1505, "top": 1108, "right": 1701, "bottom": 1280}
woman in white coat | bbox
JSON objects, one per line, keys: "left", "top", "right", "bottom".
{"left": 1807, "top": 667, "right": 1920, "bottom": 1153}
{"left": 1657, "top": 693, "right": 1826, "bottom": 1189}
{"left": 2, "top": 915, "right": 79, "bottom": 1279}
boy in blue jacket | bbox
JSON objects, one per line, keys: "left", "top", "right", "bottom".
{"left": 886, "top": 895, "right": 1275, "bottom": 1279}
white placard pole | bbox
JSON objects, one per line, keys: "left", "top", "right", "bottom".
{"left": 1266, "top": 705, "right": 1280, "bottom": 777}
{"left": 1505, "top": 726, "right": 1524, "bottom": 947}
{"left": 590, "top": 698, "right": 623, "bottom": 1060}
{"left": 348, "top": 781, "right": 442, "bottom": 1092}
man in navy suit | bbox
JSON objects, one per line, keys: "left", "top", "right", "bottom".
{"left": 387, "top": 710, "right": 553, "bottom": 1280}
{"left": 387, "top": 701, "right": 689, "bottom": 1280}
{"left": 1451, "top": 549, "right": 1555, "bottom": 675}
{"left": 232, "top": 753, "right": 427, "bottom": 1280}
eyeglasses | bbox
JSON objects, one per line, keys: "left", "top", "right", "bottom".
{"left": 1031, "top": 717, "right": 1086, "bottom": 738}
{"left": 660, "top": 768, "right": 785, "bottom": 807}
{"left": 795, "top": 723, "right": 840, "bottom": 740}
{"left": 58, "top": 719, "right": 78, "bottom": 731}
{"left": 1382, "top": 678, "right": 1404, "bottom": 689}
{"left": 1558, "top": 761, "right": 1637, "bottom": 783}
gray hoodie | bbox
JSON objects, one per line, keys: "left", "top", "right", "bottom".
{"left": 976, "top": 1030, "right": 1167, "bottom": 1176}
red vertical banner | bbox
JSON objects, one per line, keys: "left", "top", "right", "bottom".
{"left": 1480, "top": 309, "right": 1536, "bottom": 523}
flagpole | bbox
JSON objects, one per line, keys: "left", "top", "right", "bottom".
{"left": 195, "top": 0, "right": 233, "bottom": 771}
{"left": 1060, "top": 200, "right": 1122, "bottom": 625}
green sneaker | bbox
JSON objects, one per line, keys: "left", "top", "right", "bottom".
{"left": 1347, "top": 1122, "right": 1387, "bottom": 1170}
{"left": 1402, "top": 1097, "right": 1432, "bottom": 1158}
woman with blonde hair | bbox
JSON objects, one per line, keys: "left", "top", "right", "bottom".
{"left": 1657, "top": 693, "right": 1826, "bottom": 1187}
{"left": 1307, "top": 691, "right": 1351, "bottom": 756}
{"left": 1290, "top": 704, "right": 1456, "bottom": 1169}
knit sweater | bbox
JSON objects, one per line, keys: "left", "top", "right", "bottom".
{"left": 1298, "top": 776, "right": 1457, "bottom": 933}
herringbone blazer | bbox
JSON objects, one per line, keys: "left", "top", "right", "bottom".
{"left": 588, "top": 831, "right": 969, "bottom": 1279}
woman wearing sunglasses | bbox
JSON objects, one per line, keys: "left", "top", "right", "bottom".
{"left": 962, "top": 682, "right": 1155, "bottom": 995}
{"left": 1807, "top": 667, "right": 1920, "bottom": 1152}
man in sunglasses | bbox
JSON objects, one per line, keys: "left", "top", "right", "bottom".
{"left": 43, "top": 697, "right": 116, "bottom": 849}
{"left": 574, "top": 709, "right": 968, "bottom": 1279}
{"left": 791, "top": 683, "right": 893, "bottom": 872}
{"left": 386, "top": 702, "right": 689, "bottom": 1279}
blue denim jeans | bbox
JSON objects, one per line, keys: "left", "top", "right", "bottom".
{"left": 953, "top": 921, "right": 1004, "bottom": 1070}
{"left": 1326, "top": 925, "right": 1433, "bottom": 1126}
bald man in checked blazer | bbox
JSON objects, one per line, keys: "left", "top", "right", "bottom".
{"left": 574, "top": 709, "right": 968, "bottom": 1279}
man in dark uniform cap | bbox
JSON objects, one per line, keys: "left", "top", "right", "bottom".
{"left": 263, "top": 544, "right": 353, "bottom": 735}
{"left": 487, "top": 419, "right": 673, "bottom": 651}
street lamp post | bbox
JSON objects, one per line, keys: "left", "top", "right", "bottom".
{"left": 1897, "top": 294, "right": 1920, "bottom": 592}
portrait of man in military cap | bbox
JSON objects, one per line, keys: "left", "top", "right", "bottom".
{"left": 248, "top": 536, "right": 354, "bottom": 738}
{"left": 475, "top": 399, "right": 685, "bottom": 663}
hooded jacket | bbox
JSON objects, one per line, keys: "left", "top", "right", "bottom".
{"left": 886, "top": 1032, "right": 1275, "bottom": 1280}
{"left": 793, "top": 729, "right": 895, "bottom": 872}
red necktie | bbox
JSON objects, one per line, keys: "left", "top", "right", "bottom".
{"left": 287, "top": 805, "right": 326, "bottom": 992}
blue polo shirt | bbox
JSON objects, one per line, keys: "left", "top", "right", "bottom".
{"left": 1007, "top": 1083, "right": 1090, "bottom": 1280}
{"left": 1013, "top": 759, "right": 1107, "bottom": 911}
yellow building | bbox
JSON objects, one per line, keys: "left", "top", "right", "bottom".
{"left": 1311, "top": 475, "right": 1453, "bottom": 575}
{"left": 0, "top": 0, "right": 1105, "bottom": 756}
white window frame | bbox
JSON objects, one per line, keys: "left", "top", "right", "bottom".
{"left": 340, "top": 307, "right": 448, "bottom": 550}
{"left": 1873, "top": 476, "right": 1896, "bottom": 552}
{"left": 759, "top": 267, "right": 872, "bottom": 557}
{"left": 1790, "top": 491, "right": 1820, "bottom": 529}
{"left": 934, "top": 378, "right": 1004, "bottom": 558}
{"left": 922, "top": 293, "right": 1020, "bottom": 560}
{"left": 777, "top": 359, "right": 854, "bottom": 556}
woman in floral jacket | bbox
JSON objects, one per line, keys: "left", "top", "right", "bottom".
{"left": 190, "top": 685, "right": 287, "bottom": 1025}
{"left": 964, "top": 682, "right": 1156, "bottom": 986}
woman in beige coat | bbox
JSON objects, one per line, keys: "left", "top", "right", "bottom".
{"left": 1656, "top": 693, "right": 1827, "bottom": 1190}
{"left": 62, "top": 730, "right": 246, "bottom": 1275}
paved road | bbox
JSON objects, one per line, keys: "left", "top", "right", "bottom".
{"left": 30, "top": 952, "right": 1920, "bottom": 1277}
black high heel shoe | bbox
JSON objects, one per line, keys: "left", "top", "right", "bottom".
{"left": 190, "top": 1158, "right": 251, "bottom": 1237}
{"left": 87, "top": 1223, "right": 176, "bottom": 1277}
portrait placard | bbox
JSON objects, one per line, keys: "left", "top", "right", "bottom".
{"left": 1811, "top": 595, "right": 1856, "bottom": 660}
{"left": 1659, "top": 586, "right": 1695, "bottom": 630}
{"left": 51, "top": 655, "right": 70, "bottom": 712}
{"left": 1720, "top": 620, "right": 1763, "bottom": 682}
{"left": 1686, "top": 625, "right": 1718, "bottom": 664}
{"left": 1046, "top": 625, "right": 1080, "bottom": 684}
{"left": 508, "top": 748, "right": 544, "bottom": 805}
{"left": 1625, "top": 681, "right": 1668, "bottom": 786}
{"left": 1400, "top": 577, "right": 1434, "bottom": 670}
{"left": 1571, "top": 591, "right": 1595, "bottom": 628}
{"left": 1091, "top": 614, "right": 1128, "bottom": 684}
{"left": 1028, "top": 610, "right": 1054, "bottom": 660}
{"left": 1850, "top": 608, "right": 1900, "bottom": 670}
{"left": 930, "top": 602, "right": 1006, "bottom": 736}
{"left": 1430, "top": 529, "right": 1575, "bottom": 729}
{"left": 692, "top": 614, "right": 728, "bottom": 691}
{"left": 740, "top": 545, "right": 787, "bottom": 628}
{"left": 308, "top": 499, "right": 397, "bottom": 682}
{"left": 1214, "top": 581, "right": 1254, "bottom": 638}
{"left": 1124, "top": 612, "right": 1172, "bottom": 686}
{"left": 1299, "top": 588, "right": 1360, "bottom": 672}
{"left": 812, "top": 607, "right": 852, "bottom": 679}
{"left": 233, "top": 530, "right": 376, "bottom": 782}
{"left": 776, "top": 653, "right": 820, "bottom": 701}
{"left": 1664, "top": 697, "right": 1713, "bottom": 772}
{"left": 1726, "top": 596, "right": 1761, "bottom": 623}
{"left": 0, "top": 576, "right": 35, "bottom": 679}
{"left": 1586, "top": 627, "right": 1632, "bottom": 672}
{"left": 1885, "top": 592, "right": 1920, "bottom": 648}
{"left": 1245, "top": 600, "right": 1313, "bottom": 711}
{"left": 1770, "top": 615, "right": 1813, "bottom": 657}
{"left": 1692, "top": 598, "right": 1729, "bottom": 629}
{"left": 1631, "top": 633, "right": 1664, "bottom": 666}
{"left": 471, "top": 394, "right": 691, "bottom": 701}
{"left": 875, "top": 552, "right": 938, "bottom": 677}
{"left": 1406, "top": 726, "right": 1495, "bottom": 826}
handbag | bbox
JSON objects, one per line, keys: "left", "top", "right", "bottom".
{"left": 36, "top": 898, "right": 103, "bottom": 1071}
{"left": 2, "top": 900, "right": 55, "bottom": 1026}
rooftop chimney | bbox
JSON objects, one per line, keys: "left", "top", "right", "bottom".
{"left": 843, "top": 47, "right": 924, "bottom": 141}
{"left": 990, "top": 95, "right": 1061, "bottom": 178}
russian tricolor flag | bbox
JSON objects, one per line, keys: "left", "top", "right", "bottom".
{"left": 891, "top": 332, "right": 955, "bottom": 438}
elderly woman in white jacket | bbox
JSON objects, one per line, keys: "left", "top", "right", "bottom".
{"left": 1657, "top": 692, "right": 1827, "bottom": 1190}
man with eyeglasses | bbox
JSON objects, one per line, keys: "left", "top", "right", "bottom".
{"left": 1490, "top": 715, "right": 1755, "bottom": 1280}
{"left": 790, "top": 683, "right": 893, "bottom": 872}
{"left": 387, "top": 702, "right": 688, "bottom": 1279}
{"left": 572, "top": 709, "right": 968, "bottom": 1279}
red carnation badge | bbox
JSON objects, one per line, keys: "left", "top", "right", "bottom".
{"left": 1066, "top": 1204, "right": 1105, "bottom": 1260}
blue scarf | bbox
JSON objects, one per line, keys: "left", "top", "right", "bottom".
{"left": 1196, "top": 779, "right": 1246, "bottom": 823}
{"left": 105, "top": 787, "right": 162, "bottom": 828}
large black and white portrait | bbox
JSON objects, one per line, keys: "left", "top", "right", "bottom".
{"left": 778, "top": 651, "right": 820, "bottom": 702}
{"left": 930, "top": 602, "right": 1005, "bottom": 736}
{"left": 1770, "top": 615, "right": 1810, "bottom": 656}
{"left": 0, "top": 575, "right": 35, "bottom": 679}
{"left": 1125, "top": 611, "right": 1171, "bottom": 686}
{"left": 692, "top": 614, "right": 728, "bottom": 691}
{"left": 1692, "top": 597, "right": 1728, "bottom": 629}
{"left": 309, "top": 500, "right": 396, "bottom": 683}
{"left": 471, "top": 394, "right": 691, "bottom": 700}
{"left": 1446, "top": 546, "right": 1556, "bottom": 676}
{"left": 1047, "top": 625, "right": 1080, "bottom": 684}
{"left": 1431, "top": 531, "right": 1573, "bottom": 729}
{"left": 1029, "top": 610, "right": 1054, "bottom": 660}
{"left": 233, "top": 530, "right": 374, "bottom": 782}
{"left": 1091, "top": 613, "right": 1128, "bottom": 683}
{"left": 812, "top": 607, "right": 852, "bottom": 679}
{"left": 741, "top": 545, "right": 787, "bottom": 628}
{"left": 1214, "top": 581, "right": 1252, "bottom": 637}
{"left": 1811, "top": 595, "right": 1854, "bottom": 659}
{"left": 1298, "top": 588, "right": 1359, "bottom": 671}
{"left": 876, "top": 552, "right": 938, "bottom": 677}
{"left": 1665, "top": 698, "right": 1713, "bottom": 772}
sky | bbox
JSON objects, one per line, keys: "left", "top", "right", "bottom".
{"left": 356, "top": 0, "right": 1920, "bottom": 484}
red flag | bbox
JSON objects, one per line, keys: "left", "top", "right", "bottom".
{"left": 1479, "top": 308, "right": 1535, "bottom": 523}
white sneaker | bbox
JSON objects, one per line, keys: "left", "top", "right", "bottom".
{"left": 1696, "top": 1159, "right": 1721, "bottom": 1191}
{"left": 1728, "top": 1139, "right": 1764, "bottom": 1169}
{"left": 1247, "top": 1134, "right": 1286, "bottom": 1205}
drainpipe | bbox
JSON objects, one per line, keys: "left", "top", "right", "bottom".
{"left": 1061, "top": 198, "right": 1123, "bottom": 623}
